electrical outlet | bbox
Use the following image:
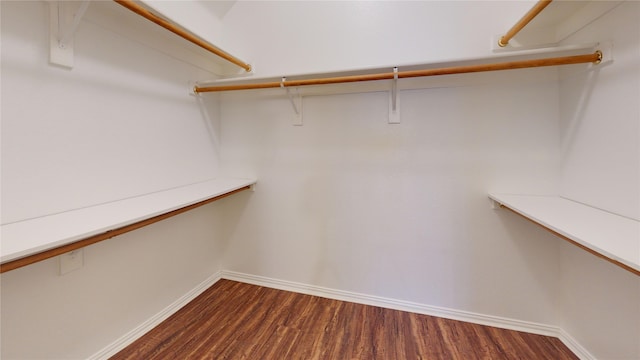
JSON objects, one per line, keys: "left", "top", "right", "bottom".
{"left": 59, "top": 249, "right": 84, "bottom": 275}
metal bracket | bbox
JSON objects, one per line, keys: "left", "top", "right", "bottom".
{"left": 595, "top": 41, "right": 614, "bottom": 66}
{"left": 49, "top": 0, "right": 91, "bottom": 68}
{"left": 388, "top": 67, "right": 400, "bottom": 124}
{"left": 189, "top": 81, "right": 199, "bottom": 96}
{"left": 281, "top": 77, "right": 303, "bottom": 126}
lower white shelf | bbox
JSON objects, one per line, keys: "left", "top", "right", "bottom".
{"left": 489, "top": 193, "right": 640, "bottom": 275}
{"left": 1, "top": 177, "right": 256, "bottom": 265}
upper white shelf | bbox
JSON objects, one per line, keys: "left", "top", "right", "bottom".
{"left": 489, "top": 194, "right": 640, "bottom": 275}
{"left": 199, "top": 43, "right": 600, "bottom": 98}
{"left": 1, "top": 177, "right": 256, "bottom": 264}
{"left": 495, "top": 0, "right": 624, "bottom": 50}
{"left": 82, "top": 1, "right": 249, "bottom": 76}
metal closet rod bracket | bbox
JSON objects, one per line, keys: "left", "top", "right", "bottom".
{"left": 594, "top": 41, "right": 614, "bottom": 66}
{"left": 389, "top": 67, "right": 400, "bottom": 124}
{"left": 281, "top": 77, "right": 303, "bottom": 126}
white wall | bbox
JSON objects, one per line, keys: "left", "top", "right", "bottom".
{"left": 1, "top": 1, "right": 220, "bottom": 224}
{"left": 140, "top": 0, "right": 229, "bottom": 46}
{"left": 217, "top": 74, "right": 564, "bottom": 325}
{"left": 217, "top": 2, "right": 640, "bottom": 359}
{"left": 1, "top": 2, "right": 227, "bottom": 358}
{"left": 214, "top": 0, "right": 566, "bottom": 327}
{"left": 0, "top": 202, "right": 233, "bottom": 359}
{"left": 221, "top": 1, "right": 535, "bottom": 77}
{"left": 2, "top": 1, "right": 638, "bottom": 358}
{"left": 559, "top": 1, "right": 639, "bottom": 221}
{"left": 557, "top": 2, "right": 640, "bottom": 359}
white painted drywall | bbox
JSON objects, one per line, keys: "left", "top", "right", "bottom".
{"left": 217, "top": 2, "right": 640, "bottom": 359}
{"left": 139, "top": 0, "right": 229, "bottom": 49}
{"left": 216, "top": 72, "right": 563, "bottom": 326}
{"left": 1, "top": 1, "right": 220, "bottom": 224}
{"left": 557, "top": 2, "right": 640, "bottom": 359}
{"left": 559, "top": 241, "right": 640, "bottom": 359}
{"left": 0, "top": 1, "right": 228, "bottom": 358}
{"left": 0, "top": 201, "right": 235, "bottom": 359}
{"left": 2, "top": 1, "right": 638, "bottom": 358}
{"left": 559, "top": 1, "right": 639, "bottom": 222}
{"left": 221, "top": 1, "right": 536, "bottom": 77}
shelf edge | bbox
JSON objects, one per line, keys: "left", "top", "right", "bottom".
{"left": 489, "top": 193, "right": 640, "bottom": 276}
{"left": 0, "top": 178, "right": 256, "bottom": 273}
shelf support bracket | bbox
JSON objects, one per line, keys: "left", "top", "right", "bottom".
{"left": 281, "top": 77, "right": 303, "bottom": 126}
{"left": 49, "top": 0, "right": 91, "bottom": 69}
{"left": 389, "top": 67, "right": 400, "bottom": 124}
{"left": 490, "top": 198, "right": 503, "bottom": 210}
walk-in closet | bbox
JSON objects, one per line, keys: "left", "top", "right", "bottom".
{"left": 1, "top": 1, "right": 638, "bottom": 358}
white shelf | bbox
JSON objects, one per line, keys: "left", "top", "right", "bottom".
{"left": 503, "top": 0, "right": 624, "bottom": 46}
{"left": 205, "top": 43, "right": 598, "bottom": 86}
{"left": 489, "top": 194, "right": 640, "bottom": 275}
{"left": 488, "top": 1, "right": 623, "bottom": 51}
{"left": 1, "top": 177, "right": 256, "bottom": 264}
{"left": 83, "top": 1, "right": 248, "bottom": 76}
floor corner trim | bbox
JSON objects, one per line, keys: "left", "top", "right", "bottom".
{"left": 88, "top": 271, "right": 223, "bottom": 360}
{"left": 558, "top": 328, "right": 597, "bottom": 360}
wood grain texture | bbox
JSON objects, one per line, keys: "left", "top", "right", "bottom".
{"left": 194, "top": 52, "right": 600, "bottom": 93}
{"left": 499, "top": 0, "right": 553, "bottom": 46}
{"left": 111, "top": 280, "right": 577, "bottom": 359}
{"left": 113, "top": 1, "right": 251, "bottom": 72}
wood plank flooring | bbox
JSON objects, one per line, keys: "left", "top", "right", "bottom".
{"left": 111, "top": 279, "right": 578, "bottom": 359}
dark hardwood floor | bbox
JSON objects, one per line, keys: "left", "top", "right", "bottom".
{"left": 111, "top": 279, "right": 578, "bottom": 359}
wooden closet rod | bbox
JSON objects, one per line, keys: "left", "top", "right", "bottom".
{"left": 113, "top": 0, "right": 252, "bottom": 72}
{"left": 0, "top": 186, "right": 252, "bottom": 274}
{"left": 194, "top": 51, "right": 602, "bottom": 93}
{"left": 498, "top": 0, "right": 553, "bottom": 47}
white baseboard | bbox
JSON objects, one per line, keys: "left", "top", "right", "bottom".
{"left": 88, "top": 271, "right": 223, "bottom": 360}
{"left": 558, "top": 329, "right": 597, "bottom": 360}
{"left": 88, "top": 269, "right": 595, "bottom": 360}
{"left": 221, "top": 270, "right": 596, "bottom": 358}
